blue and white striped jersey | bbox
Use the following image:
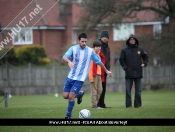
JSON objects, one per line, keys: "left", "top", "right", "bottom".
{"left": 62, "top": 45, "right": 102, "bottom": 82}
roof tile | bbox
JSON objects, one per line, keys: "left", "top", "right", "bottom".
{"left": 0, "top": 0, "right": 64, "bottom": 27}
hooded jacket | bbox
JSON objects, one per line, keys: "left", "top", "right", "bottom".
{"left": 119, "top": 34, "right": 148, "bottom": 79}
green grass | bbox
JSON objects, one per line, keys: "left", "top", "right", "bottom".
{"left": 0, "top": 89, "right": 175, "bottom": 132}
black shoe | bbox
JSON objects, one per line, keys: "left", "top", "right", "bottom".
{"left": 65, "top": 116, "right": 71, "bottom": 119}
{"left": 77, "top": 91, "right": 84, "bottom": 104}
{"left": 100, "top": 105, "right": 111, "bottom": 108}
{"left": 104, "top": 106, "right": 111, "bottom": 108}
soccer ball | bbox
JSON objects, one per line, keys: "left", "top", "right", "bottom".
{"left": 79, "top": 109, "right": 91, "bottom": 119}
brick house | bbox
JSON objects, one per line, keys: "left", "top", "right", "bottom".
{"left": 0, "top": 0, "right": 66, "bottom": 61}
{"left": 0, "top": 0, "right": 173, "bottom": 64}
{"left": 61, "top": 1, "right": 173, "bottom": 65}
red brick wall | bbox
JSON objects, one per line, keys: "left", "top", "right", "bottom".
{"left": 0, "top": 29, "right": 64, "bottom": 62}
{"left": 33, "top": 30, "right": 41, "bottom": 45}
{"left": 60, "top": 4, "right": 73, "bottom": 46}
{"left": 33, "top": 29, "right": 64, "bottom": 61}
{"left": 135, "top": 25, "right": 153, "bottom": 35}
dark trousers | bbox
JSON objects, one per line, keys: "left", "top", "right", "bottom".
{"left": 98, "top": 75, "right": 107, "bottom": 107}
{"left": 125, "top": 78, "right": 142, "bottom": 108}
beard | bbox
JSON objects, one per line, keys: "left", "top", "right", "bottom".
{"left": 80, "top": 45, "right": 86, "bottom": 49}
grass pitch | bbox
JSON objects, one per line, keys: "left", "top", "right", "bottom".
{"left": 0, "top": 89, "right": 175, "bottom": 132}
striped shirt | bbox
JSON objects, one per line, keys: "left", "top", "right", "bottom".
{"left": 62, "top": 45, "right": 102, "bottom": 82}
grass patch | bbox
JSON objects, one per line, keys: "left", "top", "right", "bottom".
{"left": 0, "top": 89, "right": 175, "bottom": 132}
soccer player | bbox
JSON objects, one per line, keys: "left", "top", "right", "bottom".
{"left": 62, "top": 33, "right": 112, "bottom": 119}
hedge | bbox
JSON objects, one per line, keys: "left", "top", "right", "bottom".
{"left": 0, "top": 45, "right": 50, "bottom": 66}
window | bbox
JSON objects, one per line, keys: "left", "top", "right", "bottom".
{"left": 113, "top": 23, "right": 134, "bottom": 41}
{"left": 13, "top": 28, "right": 33, "bottom": 45}
{"left": 153, "top": 24, "right": 162, "bottom": 39}
{"left": 72, "top": 30, "right": 77, "bottom": 44}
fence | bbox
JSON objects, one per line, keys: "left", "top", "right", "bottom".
{"left": 0, "top": 62, "right": 175, "bottom": 95}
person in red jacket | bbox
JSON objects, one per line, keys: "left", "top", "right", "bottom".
{"left": 89, "top": 40, "right": 106, "bottom": 108}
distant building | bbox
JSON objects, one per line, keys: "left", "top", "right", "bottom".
{"left": 0, "top": 0, "right": 173, "bottom": 65}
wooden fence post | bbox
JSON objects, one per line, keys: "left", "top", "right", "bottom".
{"left": 28, "top": 63, "right": 31, "bottom": 86}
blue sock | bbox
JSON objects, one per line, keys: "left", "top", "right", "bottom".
{"left": 75, "top": 91, "right": 81, "bottom": 98}
{"left": 66, "top": 100, "right": 75, "bottom": 117}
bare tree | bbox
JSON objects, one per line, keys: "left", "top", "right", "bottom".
{"left": 79, "top": 0, "right": 175, "bottom": 65}
{"left": 80, "top": 0, "right": 175, "bottom": 28}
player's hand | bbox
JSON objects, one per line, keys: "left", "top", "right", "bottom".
{"left": 68, "top": 61, "right": 74, "bottom": 69}
{"left": 106, "top": 70, "right": 112, "bottom": 77}
{"left": 141, "top": 64, "right": 145, "bottom": 67}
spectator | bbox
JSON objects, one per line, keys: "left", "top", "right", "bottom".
{"left": 119, "top": 34, "right": 148, "bottom": 108}
{"left": 97, "top": 30, "right": 111, "bottom": 108}
{"left": 89, "top": 40, "right": 105, "bottom": 108}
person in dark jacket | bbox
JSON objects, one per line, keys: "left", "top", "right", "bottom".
{"left": 97, "top": 30, "right": 111, "bottom": 108}
{"left": 119, "top": 34, "right": 148, "bottom": 108}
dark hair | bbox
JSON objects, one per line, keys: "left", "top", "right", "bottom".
{"left": 78, "top": 33, "right": 87, "bottom": 40}
{"left": 93, "top": 40, "right": 102, "bottom": 47}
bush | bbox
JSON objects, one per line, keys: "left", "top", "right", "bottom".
{"left": 0, "top": 45, "right": 51, "bottom": 66}
{"left": 0, "top": 47, "right": 19, "bottom": 65}
{"left": 15, "top": 45, "right": 50, "bottom": 65}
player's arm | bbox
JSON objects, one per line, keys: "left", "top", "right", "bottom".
{"left": 99, "top": 63, "right": 112, "bottom": 77}
{"left": 63, "top": 57, "right": 74, "bottom": 69}
{"left": 62, "top": 47, "right": 74, "bottom": 69}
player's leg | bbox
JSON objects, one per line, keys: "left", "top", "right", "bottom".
{"left": 74, "top": 81, "right": 84, "bottom": 104}
{"left": 62, "top": 78, "right": 72, "bottom": 99}
{"left": 77, "top": 91, "right": 84, "bottom": 104}
{"left": 65, "top": 80, "right": 84, "bottom": 118}
{"left": 65, "top": 92, "right": 76, "bottom": 118}
{"left": 63, "top": 78, "right": 74, "bottom": 119}
{"left": 63, "top": 92, "right": 69, "bottom": 99}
